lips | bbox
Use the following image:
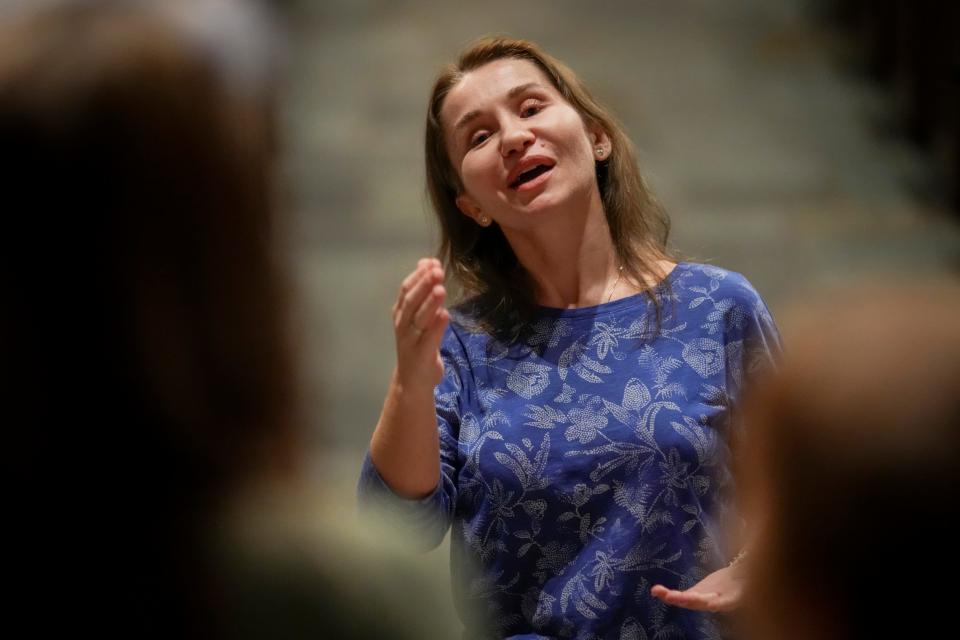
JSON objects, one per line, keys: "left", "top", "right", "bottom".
{"left": 508, "top": 156, "right": 556, "bottom": 190}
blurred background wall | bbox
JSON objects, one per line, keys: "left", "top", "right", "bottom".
{"left": 273, "top": 0, "right": 958, "bottom": 498}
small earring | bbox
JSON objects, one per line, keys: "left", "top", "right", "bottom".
{"left": 596, "top": 147, "right": 605, "bottom": 158}
{"left": 478, "top": 215, "right": 490, "bottom": 226}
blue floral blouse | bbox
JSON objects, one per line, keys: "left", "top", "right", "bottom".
{"left": 359, "top": 262, "right": 781, "bottom": 639}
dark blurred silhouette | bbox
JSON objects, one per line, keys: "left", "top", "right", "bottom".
{"left": 737, "top": 284, "right": 960, "bottom": 640}
{"left": 1, "top": 2, "right": 457, "bottom": 637}
{"left": 815, "top": 0, "right": 960, "bottom": 212}
{"left": 1, "top": 0, "right": 293, "bottom": 635}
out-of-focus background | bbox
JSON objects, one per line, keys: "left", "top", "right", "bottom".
{"left": 276, "top": 0, "right": 959, "bottom": 501}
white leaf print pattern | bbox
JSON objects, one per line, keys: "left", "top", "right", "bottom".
{"left": 477, "top": 384, "right": 507, "bottom": 408}
{"left": 670, "top": 416, "right": 716, "bottom": 467}
{"left": 623, "top": 317, "right": 651, "bottom": 339}
{"left": 574, "top": 351, "right": 612, "bottom": 383}
{"left": 701, "top": 265, "right": 728, "bottom": 281}
{"left": 528, "top": 318, "right": 573, "bottom": 348}
{"left": 622, "top": 378, "right": 652, "bottom": 410}
{"left": 523, "top": 404, "right": 566, "bottom": 429}
{"left": 495, "top": 435, "right": 551, "bottom": 491}
{"left": 533, "top": 590, "right": 555, "bottom": 627}
{"left": 574, "top": 579, "right": 607, "bottom": 619}
{"left": 636, "top": 401, "right": 682, "bottom": 444}
{"left": 460, "top": 413, "right": 481, "bottom": 446}
{"left": 559, "top": 575, "right": 578, "bottom": 614}
{"left": 522, "top": 499, "right": 547, "bottom": 520}
{"left": 639, "top": 345, "right": 683, "bottom": 388}
{"left": 681, "top": 338, "right": 724, "bottom": 377}
{"left": 613, "top": 480, "right": 653, "bottom": 525}
{"left": 558, "top": 340, "right": 580, "bottom": 381}
{"left": 617, "top": 540, "right": 675, "bottom": 571}
{"left": 620, "top": 617, "right": 648, "bottom": 640}
{"left": 560, "top": 573, "right": 608, "bottom": 620}
{"left": 559, "top": 339, "right": 612, "bottom": 383}
{"left": 602, "top": 399, "right": 633, "bottom": 426}
{"left": 553, "top": 383, "right": 575, "bottom": 403}
{"left": 499, "top": 444, "right": 535, "bottom": 478}
{"left": 506, "top": 361, "right": 552, "bottom": 399}
{"left": 564, "top": 407, "right": 608, "bottom": 444}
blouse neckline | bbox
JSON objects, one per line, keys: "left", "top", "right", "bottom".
{"left": 534, "top": 262, "right": 687, "bottom": 320}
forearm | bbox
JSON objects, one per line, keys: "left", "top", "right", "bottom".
{"left": 369, "top": 370, "right": 441, "bottom": 499}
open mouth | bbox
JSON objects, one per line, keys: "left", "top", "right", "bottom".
{"left": 510, "top": 163, "right": 554, "bottom": 189}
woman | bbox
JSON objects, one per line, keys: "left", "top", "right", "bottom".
{"left": 359, "top": 36, "right": 780, "bottom": 639}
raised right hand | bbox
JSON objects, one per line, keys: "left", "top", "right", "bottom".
{"left": 391, "top": 257, "right": 449, "bottom": 391}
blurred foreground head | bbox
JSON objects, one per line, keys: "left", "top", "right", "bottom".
{"left": 740, "top": 283, "right": 960, "bottom": 640}
{"left": 0, "top": 0, "right": 291, "bottom": 634}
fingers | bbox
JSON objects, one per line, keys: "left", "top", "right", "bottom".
{"left": 412, "top": 283, "right": 445, "bottom": 333}
{"left": 650, "top": 585, "right": 670, "bottom": 600}
{"left": 394, "top": 258, "right": 432, "bottom": 314}
{"left": 423, "top": 307, "right": 450, "bottom": 351}
{"left": 391, "top": 260, "right": 450, "bottom": 390}
{"left": 394, "top": 258, "right": 444, "bottom": 336}
{"left": 650, "top": 585, "right": 719, "bottom": 612}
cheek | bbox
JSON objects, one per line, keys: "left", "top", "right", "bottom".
{"left": 568, "top": 127, "right": 595, "bottom": 163}
{"left": 547, "top": 123, "right": 593, "bottom": 172}
{"left": 459, "top": 153, "right": 499, "bottom": 198}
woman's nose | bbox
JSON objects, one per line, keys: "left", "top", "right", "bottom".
{"left": 500, "top": 120, "right": 534, "bottom": 157}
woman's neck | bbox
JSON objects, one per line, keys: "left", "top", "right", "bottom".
{"left": 502, "top": 193, "right": 626, "bottom": 309}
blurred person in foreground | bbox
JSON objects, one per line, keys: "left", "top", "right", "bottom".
{"left": 737, "top": 285, "right": 960, "bottom": 640}
{"left": 359, "top": 36, "right": 780, "bottom": 639}
{"left": 0, "top": 1, "right": 457, "bottom": 637}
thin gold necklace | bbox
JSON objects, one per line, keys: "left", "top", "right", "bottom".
{"left": 605, "top": 265, "right": 624, "bottom": 304}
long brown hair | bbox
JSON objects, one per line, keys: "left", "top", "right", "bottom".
{"left": 425, "top": 36, "right": 673, "bottom": 342}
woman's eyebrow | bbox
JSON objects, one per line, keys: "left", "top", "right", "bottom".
{"left": 506, "top": 82, "right": 543, "bottom": 100}
{"left": 453, "top": 82, "right": 546, "bottom": 132}
{"left": 454, "top": 109, "right": 483, "bottom": 133}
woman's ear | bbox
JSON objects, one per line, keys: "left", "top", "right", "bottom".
{"left": 455, "top": 194, "right": 491, "bottom": 227}
{"left": 590, "top": 126, "right": 612, "bottom": 159}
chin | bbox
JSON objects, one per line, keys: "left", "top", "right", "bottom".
{"left": 526, "top": 183, "right": 590, "bottom": 214}
{"left": 511, "top": 195, "right": 563, "bottom": 219}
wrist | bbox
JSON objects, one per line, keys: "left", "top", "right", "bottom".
{"left": 391, "top": 369, "right": 437, "bottom": 400}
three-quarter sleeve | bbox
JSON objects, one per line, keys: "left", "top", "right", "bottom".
{"left": 357, "top": 324, "right": 468, "bottom": 551}
{"left": 743, "top": 289, "right": 781, "bottom": 380}
{"left": 715, "top": 271, "right": 782, "bottom": 502}
{"left": 719, "top": 272, "right": 782, "bottom": 396}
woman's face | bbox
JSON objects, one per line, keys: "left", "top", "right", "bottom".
{"left": 440, "top": 58, "right": 609, "bottom": 231}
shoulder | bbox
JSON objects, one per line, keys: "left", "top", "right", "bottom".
{"left": 672, "top": 262, "right": 767, "bottom": 308}
{"left": 440, "top": 301, "right": 481, "bottom": 354}
{"left": 436, "top": 299, "right": 498, "bottom": 384}
{"left": 670, "top": 262, "right": 779, "bottom": 344}
{"left": 447, "top": 298, "right": 482, "bottom": 335}
{"left": 442, "top": 297, "right": 548, "bottom": 374}
{"left": 443, "top": 296, "right": 505, "bottom": 355}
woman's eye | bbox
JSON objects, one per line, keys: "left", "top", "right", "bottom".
{"left": 521, "top": 103, "right": 543, "bottom": 117}
{"left": 469, "top": 132, "right": 489, "bottom": 147}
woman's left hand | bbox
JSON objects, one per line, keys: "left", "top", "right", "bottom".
{"left": 650, "top": 565, "right": 744, "bottom": 612}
